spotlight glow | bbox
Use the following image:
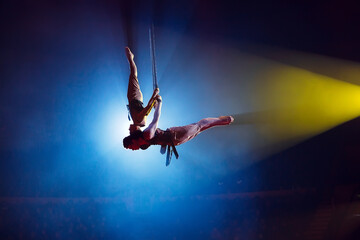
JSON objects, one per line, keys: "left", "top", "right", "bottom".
{"left": 93, "top": 101, "right": 130, "bottom": 153}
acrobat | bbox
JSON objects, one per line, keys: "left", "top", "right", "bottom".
{"left": 124, "top": 47, "right": 234, "bottom": 165}
{"left": 126, "top": 47, "right": 159, "bottom": 134}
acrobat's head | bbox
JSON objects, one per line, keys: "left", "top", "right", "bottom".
{"left": 123, "top": 130, "right": 150, "bottom": 151}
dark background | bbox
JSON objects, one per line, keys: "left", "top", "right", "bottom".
{"left": 1, "top": 0, "right": 360, "bottom": 239}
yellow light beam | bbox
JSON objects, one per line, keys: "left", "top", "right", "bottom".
{"left": 249, "top": 63, "right": 360, "bottom": 156}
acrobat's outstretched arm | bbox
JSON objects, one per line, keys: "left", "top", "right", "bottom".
{"left": 143, "top": 95, "right": 162, "bottom": 140}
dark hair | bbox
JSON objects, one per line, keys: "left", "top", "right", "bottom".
{"left": 123, "top": 130, "right": 150, "bottom": 150}
{"left": 123, "top": 136, "right": 133, "bottom": 148}
{"left": 140, "top": 144, "right": 150, "bottom": 150}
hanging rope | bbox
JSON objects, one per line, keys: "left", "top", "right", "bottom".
{"left": 144, "top": 24, "right": 158, "bottom": 116}
{"left": 149, "top": 24, "right": 158, "bottom": 90}
{"left": 149, "top": 24, "right": 179, "bottom": 166}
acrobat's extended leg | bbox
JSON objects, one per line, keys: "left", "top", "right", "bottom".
{"left": 125, "top": 47, "right": 137, "bottom": 77}
{"left": 126, "top": 47, "right": 143, "bottom": 103}
{"left": 197, "top": 116, "right": 234, "bottom": 132}
{"left": 170, "top": 116, "right": 234, "bottom": 145}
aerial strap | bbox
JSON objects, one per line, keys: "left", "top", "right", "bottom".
{"left": 127, "top": 105, "right": 131, "bottom": 121}
{"left": 160, "top": 135, "right": 179, "bottom": 167}
{"left": 164, "top": 142, "right": 179, "bottom": 166}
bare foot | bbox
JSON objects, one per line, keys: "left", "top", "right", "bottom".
{"left": 219, "top": 116, "right": 234, "bottom": 124}
{"left": 229, "top": 116, "right": 234, "bottom": 123}
{"left": 125, "top": 47, "right": 134, "bottom": 60}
